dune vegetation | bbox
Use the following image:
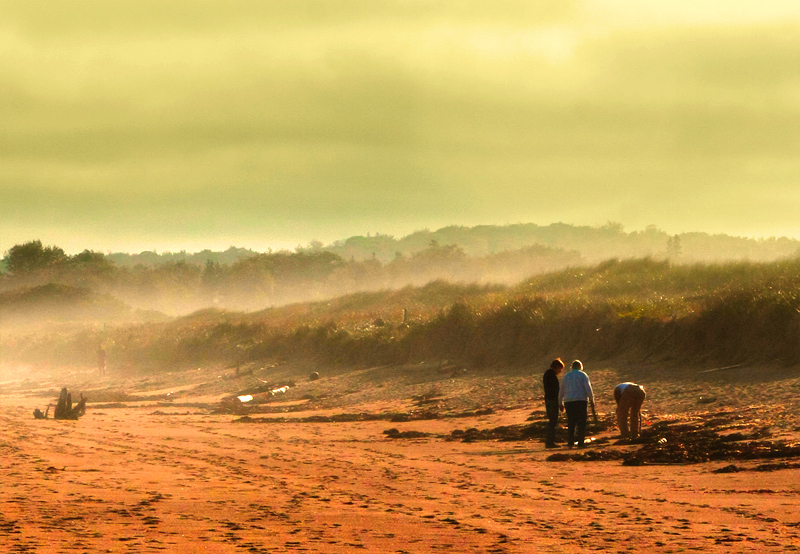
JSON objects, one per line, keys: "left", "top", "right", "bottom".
{"left": 2, "top": 256, "right": 798, "bottom": 376}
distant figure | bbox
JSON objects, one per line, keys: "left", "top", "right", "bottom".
{"left": 614, "top": 382, "right": 646, "bottom": 439}
{"left": 542, "top": 358, "right": 565, "bottom": 448}
{"left": 558, "top": 360, "right": 595, "bottom": 448}
{"left": 97, "top": 345, "right": 107, "bottom": 375}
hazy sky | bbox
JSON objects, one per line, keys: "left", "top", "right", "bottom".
{"left": 2, "top": 1, "right": 799, "bottom": 254}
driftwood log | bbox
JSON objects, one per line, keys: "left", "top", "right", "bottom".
{"left": 51, "top": 387, "right": 87, "bottom": 420}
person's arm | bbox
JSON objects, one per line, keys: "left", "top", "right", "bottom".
{"left": 543, "top": 371, "right": 554, "bottom": 396}
{"left": 585, "top": 375, "right": 597, "bottom": 422}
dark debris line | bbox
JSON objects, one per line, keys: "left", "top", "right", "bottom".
{"left": 234, "top": 403, "right": 800, "bottom": 468}
{"left": 544, "top": 416, "right": 800, "bottom": 467}
{"left": 385, "top": 410, "right": 800, "bottom": 468}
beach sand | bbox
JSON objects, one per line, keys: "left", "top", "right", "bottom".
{"left": 2, "top": 361, "right": 799, "bottom": 553}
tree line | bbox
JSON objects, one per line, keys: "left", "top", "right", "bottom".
{"left": 2, "top": 222, "right": 798, "bottom": 316}
{"left": 79, "top": 223, "right": 800, "bottom": 269}
{"left": 0, "top": 239, "right": 579, "bottom": 315}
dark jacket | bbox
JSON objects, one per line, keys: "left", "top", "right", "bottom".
{"left": 543, "top": 368, "right": 560, "bottom": 400}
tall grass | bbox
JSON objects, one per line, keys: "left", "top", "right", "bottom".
{"left": 3, "top": 258, "right": 798, "bottom": 372}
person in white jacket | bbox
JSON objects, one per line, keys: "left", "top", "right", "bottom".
{"left": 558, "top": 360, "right": 595, "bottom": 448}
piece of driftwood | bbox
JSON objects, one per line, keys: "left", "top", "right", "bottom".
{"left": 53, "top": 387, "right": 87, "bottom": 420}
{"left": 698, "top": 364, "right": 742, "bottom": 375}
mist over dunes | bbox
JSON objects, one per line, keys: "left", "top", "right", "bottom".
{"left": 2, "top": 223, "right": 798, "bottom": 377}
{"left": 2, "top": 223, "right": 798, "bottom": 316}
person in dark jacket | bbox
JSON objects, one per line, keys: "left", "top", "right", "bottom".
{"left": 542, "top": 358, "right": 565, "bottom": 448}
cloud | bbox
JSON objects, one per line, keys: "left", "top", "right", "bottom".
{"left": 1, "top": 1, "right": 799, "bottom": 253}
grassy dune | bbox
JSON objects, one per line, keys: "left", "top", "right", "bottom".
{"left": 2, "top": 257, "right": 798, "bottom": 373}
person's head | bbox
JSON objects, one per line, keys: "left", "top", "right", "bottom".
{"left": 571, "top": 360, "right": 583, "bottom": 371}
{"left": 550, "top": 358, "right": 565, "bottom": 374}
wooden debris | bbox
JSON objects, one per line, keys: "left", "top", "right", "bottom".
{"left": 53, "top": 387, "right": 87, "bottom": 420}
{"left": 33, "top": 388, "right": 87, "bottom": 420}
{"left": 698, "top": 364, "right": 743, "bottom": 374}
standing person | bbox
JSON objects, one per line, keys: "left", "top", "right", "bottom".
{"left": 558, "top": 360, "right": 595, "bottom": 448}
{"left": 542, "top": 358, "right": 565, "bottom": 448}
{"left": 614, "top": 382, "right": 646, "bottom": 439}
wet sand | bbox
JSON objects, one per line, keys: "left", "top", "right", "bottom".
{"left": 2, "top": 362, "right": 799, "bottom": 553}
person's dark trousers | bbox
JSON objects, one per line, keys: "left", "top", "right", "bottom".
{"left": 564, "top": 400, "right": 588, "bottom": 447}
{"left": 545, "top": 398, "right": 559, "bottom": 446}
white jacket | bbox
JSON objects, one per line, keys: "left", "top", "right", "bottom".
{"left": 558, "top": 369, "right": 594, "bottom": 403}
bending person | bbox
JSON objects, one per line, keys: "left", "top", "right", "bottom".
{"left": 614, "top": 382, "right": 646, "bottom": 439}
{"left": 558, "top": 360, "right": 595, "bottom": 448}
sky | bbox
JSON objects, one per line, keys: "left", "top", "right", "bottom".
{"left": 2, "top": 1, "right": 799, "bottom": 255}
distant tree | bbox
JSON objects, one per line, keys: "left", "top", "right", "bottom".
{"left": 667, "top": 235, "right": 682, "bottom": 259}
{"left": 600, "top": 221, "right": 625, "bottom": 235}
{"left": 270, "top": 251, "right": 346, "bottom": 283}
{"left": 202, "top": 259, "right": 225, "bottom": 287}
{"left": 144, "top": 261, "right": 203, "bottom": 311}
{"left": 2, "top": 240, "right": 67, "bottom": 274}
{"left": 334, "top": 233, "right": 398, "bottom": 262}
{"left": 69, "top": 250, "right": 107, "bottom": 265}
{"left": 306, "top": 240, "right": 324, "bottom": 252}
{"left": 57, "top": 249, "right": 116, "bottom": 287}
{"left": 154, "top": 261, "right": 202, "bottom": 287}
{"left": 225, "top": 254, "right": 277, "bottom": 305}
{"left": 384, "top": 240, "right": 468, "bottom": 285}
